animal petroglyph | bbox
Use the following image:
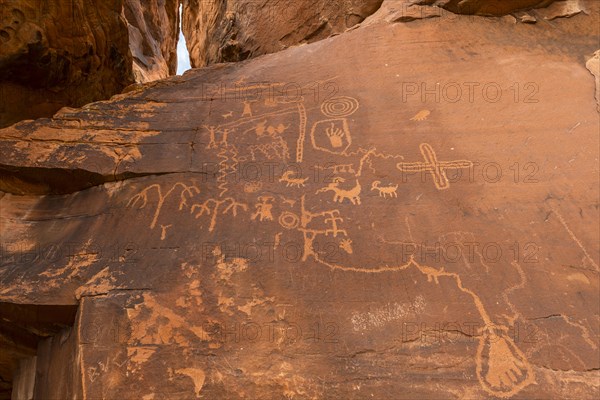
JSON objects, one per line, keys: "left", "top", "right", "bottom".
{"left": 124, "top": 94, "right": 544, "bottom": 399}
{"left": 371, "top": 181, "right": 398, "bottom": 198}
{"left": 396, "top": 143, "right": 473, "bottom": 190}
{"left": 284, "top": 210, "right": 536, "bottom": 399}
{"left": 279, "top": 171, "right": 308, "bottom": 188}
{"left": 316, "top": 178, "right": 362, "bottom": 205}
{"left": 128, "top": 182, "right": 200, "bottom": 230}
{"left": 410, "top": 110, "right": 431, "bottom": 121}
{"left": 340, "top": 239, "right": 353, "bottom": 254}
{"left": 307, "top": 249, "right": 535, "bottom": 398}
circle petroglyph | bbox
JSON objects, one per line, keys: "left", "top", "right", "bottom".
{"left": 320, "top": 96, "right": 359, "bottom": 118}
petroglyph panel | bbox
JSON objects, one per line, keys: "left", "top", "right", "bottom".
{"left": 1, "top": 7, "right": 599, "bottom": 399}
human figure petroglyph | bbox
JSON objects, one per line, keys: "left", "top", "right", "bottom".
{"left": 220, "top": 129, "right": 232, "bottom": 146}
{"left": 371, "top": 181, "right": 398, "bottom": 198}
{"left": 280, "top": 196, "right": 296, "bottom": 208}
{"left": 316, "top": 178, "right": 362, "bottom": 205}
{"left": 204, "top": 125, "right": 233, "bottom": 149}
{"left": 251, "top": 196, "right": 274, "bottom": 222}
{"left": 191, "top": 198, "right": 248, "bottom": 232}
{"left": 279, "top": 171, "right": 308, "bottom": 188}
{"left": 323, "top": 211, "right": 347, "bottom": 238}
{"left": 204, "top": 125, "right": 218, "bottom": 149}
{"left": 242, "top": 100, "right": 253, "bottom": 118}
{"left": 396, "top": 143, "right": 473, "bottom": 190}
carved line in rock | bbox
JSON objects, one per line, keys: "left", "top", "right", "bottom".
{"left": 320, "top": 96, "right": 359, "bottom": 118}
{"left": 127, "top": 182, "right": 200, "bottom": 230}
{"left": 396, "top": 143, "right": 474, "bottom": 190}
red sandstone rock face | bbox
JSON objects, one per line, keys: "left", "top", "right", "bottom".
{"left": 124, "top": 0, "right": 180, "bottom": 82}
{"left": 1, "top": 1, "right": 599, "bottom": 399}
{"left": 180, "top": 0, "right": 568, "bottom": 67}
{"left": 0, "top": 0, "right": 180, "bottom": 129}
{"left": 423, "top": 0, "right": 557, "bottom": 15}
{"left": 181, "top": 0, "right": 386, "bottom": 66}
{"left": 0, "top": 0, "right": 568, "bottom": 130}
{"left": 0, "top": 0, "right": 132, "bottom": 128}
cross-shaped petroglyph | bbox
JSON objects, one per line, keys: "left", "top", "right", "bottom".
{"left": 396, "top": 143, "right": 473, "bottom": 190}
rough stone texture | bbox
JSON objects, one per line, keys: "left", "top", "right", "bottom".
{"left": 1, "top": 1, "right": 600, "bottom": 399}
{"left": 421, "top": 0, "right": 558, "bottom": 15}
{"left": 0, "top": 0, "right": 180, "bottom": 129}
{"left": 180, "top": 0, "right": 572, "bottom": 67}
{"left": 181, "top": 0, "right": 385, "bottom": 67}
{"left": 125, "top": 0, "right": 180, "bottom": 83}
{"left": 587, "top": 49, "right": 600, "bottom": 111}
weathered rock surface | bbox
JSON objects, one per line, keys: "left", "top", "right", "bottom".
{"left": 1, "top": 1, "right": 599, "bottom": 399}
{"left": 181, "top": 0, "right": 574, "bottom": 67}
{"left": 0, "top": 0, "right": 179, "bottom": 129}
{"left": 181, "top": 0, "right": 385, "bottom": 67}
{"left": 125, "top": 0, "right": 180, "bottom": 82}
{"left": 422, "top": 0, "right": 557, "bottom": 16}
